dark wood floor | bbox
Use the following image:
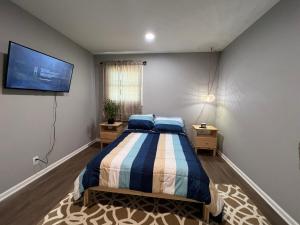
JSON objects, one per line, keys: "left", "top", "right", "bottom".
{"left": 0, "top": 143, "right": 286, "bottom": 225}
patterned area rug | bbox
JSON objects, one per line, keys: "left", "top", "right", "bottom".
{"left": 38, "top": 184, "right": 270, "bottom": 225}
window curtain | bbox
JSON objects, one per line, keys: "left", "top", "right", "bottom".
{"left": 103, "top": 62, "right": 143, "bottom": 121}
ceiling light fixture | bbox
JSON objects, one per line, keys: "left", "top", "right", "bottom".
{"left": 145, "top": 32, "right": 155, "bottom": 42}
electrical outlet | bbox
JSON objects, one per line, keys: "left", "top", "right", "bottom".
{"left": 33, "top": 156, "right": 39, "bottom": 165}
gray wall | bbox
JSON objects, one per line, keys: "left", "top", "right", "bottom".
{"left": 0, "top": 1, "right": 97, "bottom": 193}
{"left": 4, "top": 1, "right": 299, "bottom": 223}
{"left": 216, "top": 0, "right": 300, "bottom": 222}
{"left": 95, "top": 53, "right": 219, "bottom": 137}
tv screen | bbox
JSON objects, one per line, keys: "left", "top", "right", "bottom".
{"left": 5, "top": 42, "right": 74, "bottom": 92}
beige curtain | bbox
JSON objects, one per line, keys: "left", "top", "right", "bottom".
{"left": 103, "top": 62, "right": 143, "bottom": 121}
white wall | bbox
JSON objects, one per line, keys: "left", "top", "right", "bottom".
{"left": 0, "top": 1, "right": 97, "bottom": 193}
{"left": 95, "top": 52, "right": 219, "bottom": 137}
{"left": 217, "top": 0, "right": 300, "bottom": 223}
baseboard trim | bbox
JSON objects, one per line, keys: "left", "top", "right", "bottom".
{"left": 0, "top": 139, "right": 97, "bottom": 203}
{"left": 219, "top": 151, "right": 299, "bottom": 225}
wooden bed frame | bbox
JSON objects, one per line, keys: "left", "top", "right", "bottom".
{"left": 83, "top": 186, "right": 210, "bottom": 223}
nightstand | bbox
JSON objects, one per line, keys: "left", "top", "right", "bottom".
{"left": 192, "top": 125, "right": 218, "bottom": 156}
{"left": 99, "top": 122, "right": 123, "bottom": 149}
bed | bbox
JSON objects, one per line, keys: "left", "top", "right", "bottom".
{"left": 73, "top": 129, "right": 224, "bottom": 223}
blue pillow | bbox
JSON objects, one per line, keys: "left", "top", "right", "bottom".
{"left": 128, "top": 114, "right": 154, "bottom": 130}
{"left": 154, "top": 117, "right": 185, "bottom": 133}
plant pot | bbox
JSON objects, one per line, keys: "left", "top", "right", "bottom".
{"left": 107, "top": 118, "right": 115, "bottom": 124}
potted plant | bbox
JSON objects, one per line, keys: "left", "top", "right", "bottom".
{"left": 104, "top": 99, "right": 119, "bottom": 124}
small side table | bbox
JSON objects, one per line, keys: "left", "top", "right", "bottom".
{"left": 99, "top": 122, "right": 123, "bottom": 149}
{"left": 192, "top": 125, "right": 218, "bottom": 156}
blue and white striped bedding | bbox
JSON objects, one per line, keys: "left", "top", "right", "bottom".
{"left": 128, "top": 114, "right": 154, "bottom": 130}
{"left": 73, "top": 129, "right": 223, "bottom": 218}
{"left": 154, "top": 116, "right": 185, "bottom": 133}
{"left": 155, "top": 116, "right": 184, "bottom": 126}
{"left": 129, "top": 114, "right": 154, "bottom": 121}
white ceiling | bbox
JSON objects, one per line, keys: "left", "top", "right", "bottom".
{"left": 11, "top": 0, "right": 279, "bottom": 54}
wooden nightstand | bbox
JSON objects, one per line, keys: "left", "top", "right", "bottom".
{"left": 99, "top": 122, "right": 123, "bottom": 149}
{"left": 192, "top": 125, "right": 218, "bottom": 156}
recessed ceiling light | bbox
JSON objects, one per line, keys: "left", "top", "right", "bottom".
{"left": 145, "top": 32, "right": 155, "bottom": 42}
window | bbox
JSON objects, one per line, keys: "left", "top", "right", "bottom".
{"left": 103, "top": 62, "right": 143, "bottom": 120}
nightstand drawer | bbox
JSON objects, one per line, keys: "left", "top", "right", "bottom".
{"left": 100, "top": 131, "right": 119, "bottom": 140}
{"left": 193, "top": 137, "right": 217, "bottom": 149}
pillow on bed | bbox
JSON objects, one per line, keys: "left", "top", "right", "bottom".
{"left": 128, "top": 114, "right": 154, "bottom": 130}
{"left": 154, "top": 117, "right": 185, "bottom": 133}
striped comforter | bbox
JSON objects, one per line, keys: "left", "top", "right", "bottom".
{"left": 73, "top": 130, "right": 223, "bottom": 218}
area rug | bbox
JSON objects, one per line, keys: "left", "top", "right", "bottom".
{"left": 38, "top": 184, "right": 270, "bottom": 225}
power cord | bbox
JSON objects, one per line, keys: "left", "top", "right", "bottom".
{"left": 37, "top": 93, "right": 57, "bottom": 165}
{"left": 196, "top": 47, "right": 218, "bottom": 122}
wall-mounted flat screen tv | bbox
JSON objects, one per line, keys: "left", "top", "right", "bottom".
{"left": 5, "top": 41, "right": 74, "bottom": 92}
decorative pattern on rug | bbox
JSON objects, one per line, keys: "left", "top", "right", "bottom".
{"left": 215, "top": 184, "right": 270, "bottom": 225}
{"left": 38, "top": 184, "right": 270, "bottom": 225}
